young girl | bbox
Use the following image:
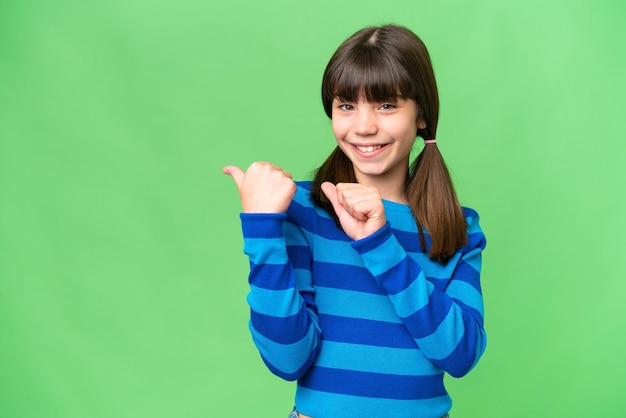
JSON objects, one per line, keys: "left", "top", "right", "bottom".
{"left": 224, "top": 24, "right": 486, "bottom": 418}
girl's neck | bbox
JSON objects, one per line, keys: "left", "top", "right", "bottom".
{"left": 355, "top": 170, "right": 408, "bottom": 204}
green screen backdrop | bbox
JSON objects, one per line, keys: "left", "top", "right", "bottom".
{"left": 1, "top": 1, "right": 625, "bottom": 417}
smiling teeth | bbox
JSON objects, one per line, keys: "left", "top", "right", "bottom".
{"left": 355, "top": 145, "right": 384, "bottom": 153}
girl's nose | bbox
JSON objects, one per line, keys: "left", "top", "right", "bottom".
{"left": 354, "top": 110, "right": 377, "bottom": 136}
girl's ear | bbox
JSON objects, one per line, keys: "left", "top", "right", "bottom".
{"left": 417, "top": 119, "right": 427, "bottom": 130}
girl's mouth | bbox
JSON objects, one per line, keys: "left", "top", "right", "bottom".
{"left": 354, "top": 144, "right": 386, "bottom": 153}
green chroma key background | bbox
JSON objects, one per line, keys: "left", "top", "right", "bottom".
{"left": 1, "top": 0, "right": 624, "bottom": 417}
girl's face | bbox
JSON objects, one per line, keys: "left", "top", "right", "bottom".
{"left": 331, "top": 95, "right": 423, "bottom": 189}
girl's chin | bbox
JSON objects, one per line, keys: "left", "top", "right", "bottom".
{"left": 353, "top": 166, "right": 393, "bottom": 179}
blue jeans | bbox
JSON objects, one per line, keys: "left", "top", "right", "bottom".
{"left": 289, "top": 409, "right": 449, "bottom": 417}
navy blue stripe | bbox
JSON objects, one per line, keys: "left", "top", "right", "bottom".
{"left": 451, "top": 298, "right": 484, "bottom": 327}
{"left": 351, "top": 223, "right": 391, "bottom": 254}
{"left": 299, "top": 366, "right": 446, "bottom": 400}
{"left": 285, "top": 200, "right": 316, "bottom": 232}
{"left": 392, "top": 228, "right": 430, "bottom": 252}
{"left": 287, "top": 181, "right": 344, "bottom": 239}
{"left": 402, "top": 293, "right": 453, "bottom": 339}
{"left": 465, "top": 231, "right": 486, "bottom": 252}
{"left": 392, "top": 228, "right": 485, "bottom": 257}
{"left": 319, "top": 314, "right": 416, "bottom": 349}
{"left": 240, "top": 213, "right": 286, "bottom": 238}
{"left": 248, "top": 263, "right": 295, "bottom": 290}
{"left": 461, "top": 206, "right": 478, "bottom": 219}
{"left": 434, "top": 313, "right": 482, "bottom": 377}
{"left": 250, "top": 309, "right": 311, "bottom": 344}
{"left": 262, "top": 342, "right": 321, "bottom": 381}
{"left": 301, "top": 292, "right": 318, "bottom": 316}
{"left": 448, "top": 261, "right": 482, "bottom": 292}
{"left": 372, "top": 253, "right": 416, "bottom": 295}
{"left": 295, "top": 181, "right": 313, "bottom": 191}
{"left": 286, "top": 199, "right": 352, "bottom": 242}
{"left": 286, "top": 245, "right": 311, "bottom": 270}
{"left": 312, "top": 262, "right": 382, "bottom": 294}
{"left": 311, "top": 216, "right": 351, "bottom": 241}
{"left": 427, "top": 276, "right": 451, "bottom": 292}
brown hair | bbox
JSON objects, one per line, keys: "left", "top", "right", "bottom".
{"left": 311, "top": 24, "right": 467, "bottom": 263}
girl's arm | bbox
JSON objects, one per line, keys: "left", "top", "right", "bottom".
{"left": 321, "top": 181, "right": 486, "bottom": 376}
{"left": 352, "top": 214, "right": 486, "bottom": 377}
{"left": 241, "top": 212, "right": 321, "bottom": 381}
{"left": 224, "top": 164, "right": 321, "bottom": 380}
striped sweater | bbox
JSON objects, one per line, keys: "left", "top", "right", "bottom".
{"left": 240, "top": 181, "right": 487, "bottom": 418}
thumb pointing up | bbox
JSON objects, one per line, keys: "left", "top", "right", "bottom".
{"left": 223, "top": 162, "right": 297, "bottom": 213}
{"left": 223, "top": 165, "right": 245, "bottom": 189}
{"left": 320, "top": 181, "right": 386, "bottom": 241}
{"left": 320, "top": 181, "right": 344, "bottom": 216}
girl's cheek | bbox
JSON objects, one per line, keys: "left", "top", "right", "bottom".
{"left": 331, "top": 124, "right": 343, "bottom": 141}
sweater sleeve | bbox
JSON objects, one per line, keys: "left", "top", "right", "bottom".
{"left": 241, "top": 212, "right": 321, "bottom": 381}
{"left": 351, "top": 214, "right": 487, "bottom": 377}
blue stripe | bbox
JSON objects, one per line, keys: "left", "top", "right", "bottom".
{"left": 371, "top": 252, "right": 420, "bottom": 295}
{"left": 250, "top": 308, "right": 311, "bottom": 344}
{"left": 362, "top": 235, "right": 406, "bottom": 278}
{"left": 448, "top": 260, "right": 482, "bottom": 291}
{"left": 286, "top": 245, "right": 311, "bottom": 270}
{"left": 351, "top": 223, "right": 391, "bottom": 254}
{"left": 310, "top": 216, "right": 351, "bottom": 241}
{"left": 382, "top": 199, "right": 412, "bottom": 215}
{"left": 415, "top": 306, "right": 465, "bottom": 361}
{"left": 249, "top": 321, "right": 320, "bottom": 376}
{"left": 287, "top": 199, "right": 350, "bottom": 242}
{"left": 294, "top": 181, "right": 313, "bottom": 191}
{"left": 403, "top": 292, "right": 453, "bottom": 339}
{"left": 286, "top": 197, "right": 317, "bottom": 232}
{"left": 247, "top": 285, "right": 302, "bottom": 317}
{"left": 463, "top": 206, "right": 478, "bottom": 217}
{"left": 240, "top": 213, "right": 286, "bottom": 238}
{"left": 446, "top": 280, "right": 484, "bottom": 317}
{"left": 312, "top": 261, "right": 382, "bottom": 294}
{"left": 314, "top": 287, "right": 401, "bottom": 323}
{"left": 243, "top": 237, "right": 288, "bottom": 264}
{"left": 434, "top": 317, "right": 485, "bottom": 377}
{"left": 392, "top": 228, "right": 429, "bottom": 252}
{"left": 314, "top": 341, "right": 442, "bottom": 376}
{"left": 299, "top": 366, "right": 446, "bottom": 400}
{"left": 461, "top": 241, "right": 484, "bottom": 273}
{"left": 296, "top": 387, "right": 451, "bottom": 418}
{"left": 451, "top": 298, "right": 484, "bottom": 327}
{"left": 314, "top": 235, "right": 363, "bottom": 266}
{"left": 408, "top": 252, "right": 459, "bottom": 280}
{"left": 247, "top": 263, "right": 294, "bottom": 290}
{"left": 388, "top": 273, "right": 432, "bottom": 318}
{"left": 464, "top": 229, "right": 486, "bottom": 250}
{"left": 282, "top": 221, "right": 309, "bottom": 245}
{"left": 319, "top": 314, "right": 416, "bottom": 348}
{"left": 288, "top": 183, "right": 350, "bottom": 240}
{"left": 262, "top": 346, "right": 320, "bottom": 381}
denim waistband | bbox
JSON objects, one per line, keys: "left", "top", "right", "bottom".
{"left": 289, "top": 409, "right": 449, "bottom": 418}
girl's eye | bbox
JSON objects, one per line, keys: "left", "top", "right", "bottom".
{"left": 338, "top": 103, "right": 354, "bottom": 111}
{"left": 380, "top": 103, "right": 396, "bottom": 110}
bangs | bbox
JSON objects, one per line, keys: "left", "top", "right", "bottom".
{"left": 328, "top": 45, "right": 417, "bottom": 104}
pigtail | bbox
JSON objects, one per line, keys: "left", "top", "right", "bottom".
{"left": 406, "top": 138, "right": 467, "bottom": 263}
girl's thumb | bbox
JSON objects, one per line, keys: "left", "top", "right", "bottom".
{"left": 223, "top": 165, "right": 245, "bottom": 189}
{"left": 320, "top": 181, "right": 340, "bottom": 210}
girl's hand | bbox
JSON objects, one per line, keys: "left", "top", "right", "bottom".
{"left": 223, "top": 162, "right": 297, "bottom": 213}
{"left": 320, "top": 182, "right": 386, "bottom": 240}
